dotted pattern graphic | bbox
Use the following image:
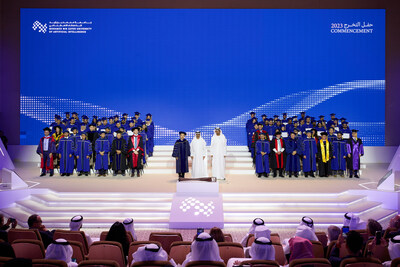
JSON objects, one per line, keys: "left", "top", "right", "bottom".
{"left": 20, "top": 80, "right": 385, "bottom": 146}
{"left": 32, "top": 21, "right": 47, "bottom": 33}
{"left": 179, "top": 197, "right": 215, "bottom": 217}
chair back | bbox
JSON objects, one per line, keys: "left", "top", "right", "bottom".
{"left": 100, "top": 231, "right": 134, "bottom": 243}
{"left": 88, "top": 241, "right": 125, "bottom": 267}
{"left": 339, "top": 257, "right": 381, "bottom": 267}
{"left": 169, "top": 241, "right": 191, "bottom": 265}
{"left": 185, "top": 261, "right": 226, "bottom": 267}
{"left": 241, "top": 259, "right": 280, "bottom": 267}
{"left": 326, "top": 241, "right": 349, "bottom": 259}
{"left": 128, "top": 241, "right": 163, "bottom": 265}
{"left": 272, "top": 242, "right": 286, "bottom": 266}
{"left": 218, "top": 242, "right": 244, "bottom": 264}
{"left": 131, "top": 261, "right": 172, "bottom": 266}
{"left": 149, "top": 232, "right": 183, "bottom": 254}
{"left": 32, "top": 259, "right": 68, "bottom": 267}
{"left": 8, "top": 228, "right": 42, "bottom": 243}
{"left": 78, "top": 259, "right": 119, "bottom": 267}
{"left": 315, "top": 232, "right": 328, "bottom": 247}
{"left": 11, "top": 239, "right": 45, "bottom": 259}
{"left": 68, "top": 240, "right": 86, "bottom": 263}
{"left": 53, "top": 230, "right": 89, "bottom": 255}
{"left": 289, "top": 258, "right": 331, "bottom": 267}
{"left": 363, "top": 240, "right": 390, "bottom": 262}
{"left": 311, "top": 241, "right": 325, "bottom": 258}
{"left": 0, "top": 257, "right": 13, "bottom": 267}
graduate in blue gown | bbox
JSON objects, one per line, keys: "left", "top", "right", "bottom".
{"left": 50, "top": 115, "right": 66, "bottom": 134}
{"left": 57, "top": 131, "right": 75, "bottom": 176}
{"left": 302, "top": 130, "right": 317, "bottom": 177}
{"left": 246, "top": 112, "right": 257, "bottom": 150}
{"left": 172, "top": 131, "right": 191, "bottom": 178}
{"left": 340, "top": 122, "right": 352, "bottom": 140}
{"left": 301, "top": 116, "right": 313, "bottom": 137}
{"left": 112, "top": 121, "right": 122, "bottom": 134}
{"left": 98, "top": 117, "right": 109, "bottom": 131}
{"left": 285, "top": 118, "right": 294, "bottom": 134}
{"left": 282, "top": 113, "right": 288, "bottom": 124}
{"left": 81, "top": 115, "right": 89, "bottom": 127}
{"left": 145, "top": 118, "right": 155, "bottom": 157}
{"left": 70, "top": 127, "right": 80, "bottom": 151}
{"left": 134, "top": 112, "right": 143, "bottom": 126}
{"left": 326, "top": 113, "right": 336, "bottom": 129}
{"left": 74, "top": 132, "right": 92, "bottom": 176}
{"left": 265, "top": 119, "right": 277, "bottom": 138}
{"left": 255, "top": 133, "right": 270, "bottom": 178}
{"left": 138, "top": 125, "right": 148, "bottom": 165}
{"left": 95, "top": 131, "right": 110, "bottom": 176}
{"left": 118, "top": 127, "right": 129, "bottom": 143}
{"left": 327, "top": 127, "right": 337, "bottom": 143}
{"left": 286, "top": 132, "right": 301, "bottom": 177}
{"left": 332, "top": 132, "right": 347, "bottom": 177}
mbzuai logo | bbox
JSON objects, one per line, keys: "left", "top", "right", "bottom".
{"left": 32, "top": 21, "right": 47, "bottom": 33}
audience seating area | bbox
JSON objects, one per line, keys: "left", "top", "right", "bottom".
{"left": 0, "top": 227, "right": 398, "bottom": 267}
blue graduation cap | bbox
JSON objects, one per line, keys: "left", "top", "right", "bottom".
{"left": 71, "top": 126, "right": 78, "bottom": 131}
{"left": 134, "top": 112, "right": 140, "bottom": 116}
{"left": 333, "top": 118, "right": 339, "bottom": 121}
{"left": 43, "top": 127, "right": 51, "bottom": 132}
{"left": 300, "top": 112, "right": 306, "bottom": 114}
{"left": 108, "top": 116, "right": 114, "bottom": 120}
{"left": 273, "top": 115, "right": 279, "bottom": 118}
{"left": 122, "top": 113, "right": 128, "bottom": 116}
{"left": 114, "top": 115, "right": 119, "bottom": 118}
{"left": 179, "top": 131, "right": 187, "bottom": 135}
{"left": 72, "top": 112, "right": 78, "bottom": 115}
{"left": 292, "top": 115, "right": 298, "bottom": 118}
{"left": 89, "top": 123, "right": 96, "bottom": 127}
{"left": 101, "top": 117, "right": 107, "bottom": 121}
{"left": 55, "top": 115, "right": 61, "bottom": 120}
{"left": 319, "top": 115, "right": 325, "bottom": 118}
{"left": 352, "top": 129, "right": 359, "bottom": 133}
{"left": 146, "top": 113, "right": 152, "bottom": 117}
{"left": 250, "top": 112, "right": 255, "bottom": 115}
{"left": 105, "top": 126, "right": 111, "bottom": 129}
{"left": 340, "top": 117, "right": 346, "bottom": 121}
{"left": 305, "top": 116, "right": 311, "bottom": 119}
{"left": 81, "top": 115, "right": 88, "bottom": 120}
{"left": 342, "top": 121, "right": 349, "bottom": 125}
{"left": 65, "top": 112, "right": 70, "bottom": 115}
{"left": 261, "top": 114, "right": 267, "bottom": 118}
{"left": 54, "top": 114, "right": 60, "bottom": 118}
{"left": 92, "top": 115, "right": 98, "bottom": 119}
{"left": 299, "top": 118, "right": 305, "bottom": 122}
{"left": 330, "top": 113, "right": 336, "bottom": 116}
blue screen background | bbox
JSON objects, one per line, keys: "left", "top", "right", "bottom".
{"left": 20, "top": 9, "right": 385, "bottom": 145}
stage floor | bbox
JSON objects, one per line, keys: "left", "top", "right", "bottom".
{"left": 13, "top": 161, "right": 389, "bottom": 193}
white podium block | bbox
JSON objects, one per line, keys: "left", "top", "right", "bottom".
{"left": 1, "top": 168, "right": 28, "bottom": 190}
{"left": 176, "top": 180, "right": 219, "bottom": 194}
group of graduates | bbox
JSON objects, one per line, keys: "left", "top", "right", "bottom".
{"left": 247, "top": 112, "right": 364, "bottom": 178}
{"left": 36, "top": 112, "right": 155, "bottom": 177}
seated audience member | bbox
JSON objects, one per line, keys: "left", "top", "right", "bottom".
{"left": 209, "top": 227, "right": 225, "bottom": 243}
{"left": 45, "top": 239, "right": 78, "bottom": 267}
{"left": 366, "top": 219, "right": 383, "bottom": 241}
{"left": 228, "top": 237, "right": 275, "bottom": 267}
{"left": 250, "top": 237, "right": 275, "bottom": 260}
{"left": 343, "top": 213, "right": 366, "bottom": 230}
{"left": 0, "top": 214, "right": 17, "bottom": 242}
{"left": 284, "top": 225, "right": 318, "bottom": 255}
{"left": 69, "top": 215, "right": 93, "bottom": 246}
{"left": 386, "top": 215, "right": 400, "bottom": 239}
{"left": 328, "top": 225, "right": 341, "bottom": 244}
{"left": 131, "top": 243, "right": 176, "bottom": 266}
{"left": 240, "top": 218, "right": 265, "bottom": 246}
{"left": 383, "top": 235, "right": 400, "bottom": 267}
{"left": 182, "top": 232, "right": 223, "bottom": 267}
{"left": 288, "top": 236, "right": 314, "bottom": 263}
{"left": 106, "top": 222, "right": 129, "bottom": 260}
{"left": 123, "top": 218, "right": 138, "bottom": 241}
{"left": 244, "top": 225, "right": 272, "bottom": 257}
{"left": 27, "top": 214, "right": 54, "bottom": 248}
{"left": 329, "top": 231, "right": 364, "bottom": 267}
{"left": 0, "top": 242, "right": 16, "bottom": 258}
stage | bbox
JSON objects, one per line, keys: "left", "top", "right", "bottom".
{"left": 0, "top": 145, "right": 398, "bottom": 242}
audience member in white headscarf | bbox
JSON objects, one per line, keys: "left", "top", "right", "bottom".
{"left": 250, "top": 237, "right": 275, "bottom": 260}
{"left": 182, "top": 232, "right": 223, "bottom": 267}
{"left": 240, "top": 218, "right": 265, "bottom": 246}
{"left": 343, "top": 213, "right": 365, "bottom": 230}
{"left": 123, "top": 218, "right": 137, "bottom": 241}
{"left": 228, "top": 237, "right": 275, "bottom": 267}
{"left": 69, "top": 215, "right": 93, "bottom": 246}
{"left": 131, "top": 243, "right": 176, "bottom": 266}
{"left": 283, "top": 219, "right": 318, "bottom": 255}
{"left": 244, "top": 225, "right": 272, "bottom": 257}
{"left": 383, "top": 235, "right": 400, "bottom": 267}
{"left": 45, "top": 239, "right": 78, "bottom": 267}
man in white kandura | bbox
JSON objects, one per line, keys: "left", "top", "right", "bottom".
{"left": 210, "top": 127, "right": 227, "bottom": 180}
{"left": 190, "top": 131, "right": 208, "bottom": 178}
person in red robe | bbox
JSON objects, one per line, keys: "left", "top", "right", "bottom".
{"left": 127, "top": 127, "right": 144, "bottom": 177}
{"left": 270, "top": 131, "right": 286, "bottom": 177}
{"left": 36, "top": 127, "right": 56, "bottom": 176}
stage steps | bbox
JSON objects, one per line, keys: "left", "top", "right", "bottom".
{"left": 1, "top": 191, "right": 395, "bottom": 229}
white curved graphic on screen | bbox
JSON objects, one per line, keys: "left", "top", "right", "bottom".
{"left": 21, "top": 79, "right": 385, "bottom": 145}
